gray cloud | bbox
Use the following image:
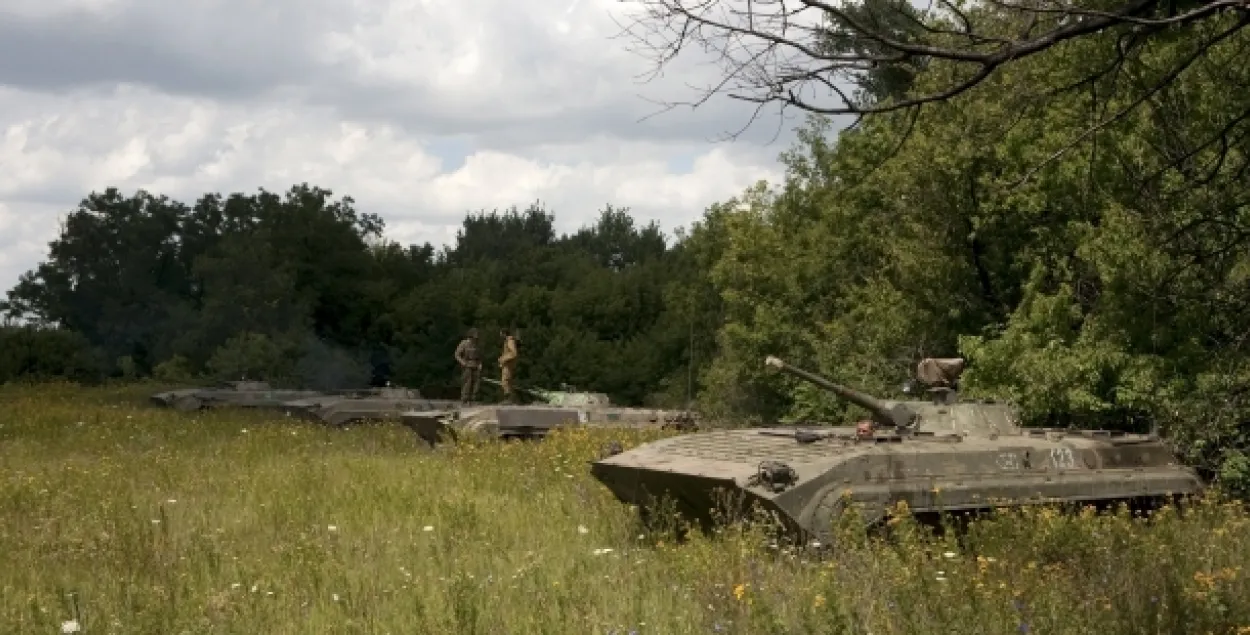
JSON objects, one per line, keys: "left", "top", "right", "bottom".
{"left": 0, "top": 0, "right": 807, "bottom": 149}
{"left": 0, "top": 2, "right": 338, "bottom": 98}
{"left": 0, "top": 0, "right": 818, "bottom": 295}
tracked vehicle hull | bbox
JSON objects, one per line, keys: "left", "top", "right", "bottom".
{"left": 403, "top": 404, "right": 700, "bottom": 447}
{"left": 592, "top": 424, "right": 1204, "bottom": 544}
{"left": 151, "top": 383, "right": 325, "bottom": 411}
{"left": 283, "top": 388, "right": 457, "bottom": 427}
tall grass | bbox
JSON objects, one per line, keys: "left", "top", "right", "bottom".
{"left": 2, "top": 382, "right": 1249, "bottom": 634}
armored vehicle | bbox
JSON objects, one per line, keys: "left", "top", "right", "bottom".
{"left": 591, "top": 355, "right": 1204, "bottom": 545}
{"left": 151, "top": 381, "right": 325, "bottom": 412}
{"left": 481, "top": 378, "right": 612, "bottom": 407}
{"left": 283, "top": 386, "right": 459, "bottom": 427}
{"left": 403, "top": 402, "right": 699, "bottom": 447}
{"left": 403, "top": 378, "right": 699, "bottom": 446}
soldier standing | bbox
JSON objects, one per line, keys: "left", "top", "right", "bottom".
{"left": 498, "top": 328, "right": 519, "bottom": 403}
{"left": 454, "top": 328, "right": 482, "bottom": 403}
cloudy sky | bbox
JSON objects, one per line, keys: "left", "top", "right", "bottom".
{"left": 0, "top": 0, "right": 814, "bottom": 296}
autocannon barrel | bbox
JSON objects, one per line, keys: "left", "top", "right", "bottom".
{"left": 764, "top": 356, "right": 916, "bottom": 430}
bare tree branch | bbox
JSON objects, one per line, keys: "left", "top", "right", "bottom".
{"left": 613, "top": 0, "right": 1250, "bottom": 133}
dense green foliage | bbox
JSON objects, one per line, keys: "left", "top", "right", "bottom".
{"left": 1, "top": 189, "right": 710, "bottom": 406}
{"left": 691, "top": 12, "right": 1250, "bottom": 494}
{"left": 5, "top": 7, "right": 1249, "bottom": 493}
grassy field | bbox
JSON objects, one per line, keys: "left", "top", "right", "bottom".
{"left": 3, "top": 383, "right": 1250, "bottom": 635}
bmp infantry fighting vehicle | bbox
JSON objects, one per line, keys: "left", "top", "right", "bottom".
{"left": 283, "top": 386, "right": 459, "bottom": 427}
{"left": 402, "top": 380, "right": 699, "bottom": 447}
{"left": 591, "top": 356, "right": 1204, "bottom": 545}
{"left": 403, "top": 404, "right": 700, "bottom": 447}
{"left": 150, "top": 381, "right": 325, "bottom": 412}
{"left": 480, "top": 378, "right": 613, "bottom": 407}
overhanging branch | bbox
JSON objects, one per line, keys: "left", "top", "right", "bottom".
{"left": 614, "top": 0, "right": 1249, "bottom": 130}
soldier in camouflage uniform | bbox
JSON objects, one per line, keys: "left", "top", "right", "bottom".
{"left": 498, "top": 328, "right": 519, "bottom": 403}
{"left": 454, "top": 328, "right": 482, "bottom": 403}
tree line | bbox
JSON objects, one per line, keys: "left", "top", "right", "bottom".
{"left": 5, "top": 1, "right": 1249, "bottom": 493}
{"left": 0, "top": 188, "right": 710, "bottom": 407}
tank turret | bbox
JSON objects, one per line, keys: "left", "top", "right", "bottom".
{"left": 764, "top": 356, "right": 918, "bottom": 431}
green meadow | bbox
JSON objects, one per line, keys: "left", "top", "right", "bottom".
{"left": 3, "top": 383, "right": 1250, "bottom": 635}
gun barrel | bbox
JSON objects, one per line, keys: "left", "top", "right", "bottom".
{"left": 764, "top": 356, "right": 913, "bottom": 429}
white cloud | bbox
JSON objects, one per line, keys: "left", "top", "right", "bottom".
{"left": 0, "top": 0, "right": 807, "bottom": 297}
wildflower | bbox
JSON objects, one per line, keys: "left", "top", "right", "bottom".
{"left": 943, "top": 551, "right": 957, "bottom": 559}
{"left": 423, "top": 526, "right": 434, "bottom": 532}
{"left": 327, "top": 525, "right": 338, "bottom": 532}
{"left": 577, "top": 525, "right": 589, "bottom": 534}
{"left": 733, "top": 583, "right": 747, "bottom": 601}
{"left": 332, "top": 593, "right": 340, "bottom": 602}
{"left": 592, "top": 548, "right": 614, "bottom": 555}
{"left": 812, "top": 593, "right": 826, "bottom": 609}
{"left": 61, "top": 620, "right": 81, "bottom": 634}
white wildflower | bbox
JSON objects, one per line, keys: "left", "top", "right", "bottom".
{"left": 166, "top": 499, "right": 177, "bottom": 504}
{"left": 332, "top": 593, "right": 340, "bottom": 602}
{"left": 943, "top": 551, "right": 957, "bottom": 559}
{"left": 327, "top": 525, "right": 338, "bottom": 532}
{"left": 231, "top": 583, "right": 241, "bottom": 589}
{"left": 577, "top": 525, "right": 589, "bottom": 534}
{"left": 423, "top": 526, "right": 434, "bottom": 532}
{"left": 61, "top": 620, "right": 81, "bottom": 633}
{"left": 592, "top": 548, "right": 614, "bottom": 555}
